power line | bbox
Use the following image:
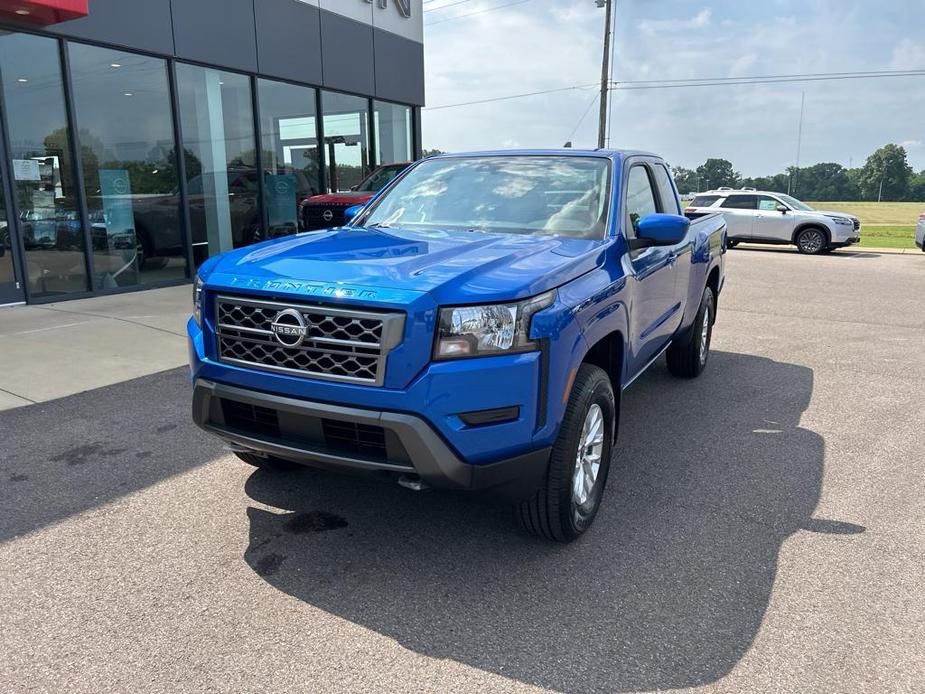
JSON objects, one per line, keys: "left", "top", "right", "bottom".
{"left": 424, "top": 0, "right": 478, "bottom": 12}
{"left": 425, "top": 0, "right": 532, "bottom": 26}
{"left": 613, "top": 69, "right": 925, "bottom": 90}
{"left": 425, "top": 69, "right": 925, "bottom": 110}
{"left": 424, "top": 82, "right": 599, "bottom": 110}
{"left": 566, "top": 92, "right": 600, "bottom": 144}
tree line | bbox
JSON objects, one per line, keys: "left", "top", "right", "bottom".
{"left": 671, "top": 144, "right": 925, "bottom": 201}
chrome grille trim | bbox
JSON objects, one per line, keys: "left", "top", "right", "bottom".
{"left": 215, "top": 295, "right": 405, "bottom": 386}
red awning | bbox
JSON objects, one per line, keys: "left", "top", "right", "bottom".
{"left": 0, "top": 0, "right": 89, "bottom": 25}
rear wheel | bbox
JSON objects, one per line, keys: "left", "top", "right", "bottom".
{"left": 666, "top": 286, "right": 715, "bottom": 379}
{"left": 517, "top": 364, "right": 615, "bottom": 542}
{"left": 795, "top": 227, "right": 827, "bottom": 255}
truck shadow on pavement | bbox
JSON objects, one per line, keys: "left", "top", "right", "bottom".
{"left": 243, "top": 351, "right": 859, "bottom": 692}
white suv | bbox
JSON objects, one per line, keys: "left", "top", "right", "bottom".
{"left": 686, "top": 188, "right": 861, "bottom": 254}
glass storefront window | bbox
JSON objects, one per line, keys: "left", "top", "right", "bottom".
{"left": 0, "top": 32, "right": 88, "bottom": 298}
{"left": 258, "top": 79, "right": 321, "bottom": 235}
{"left": 68, "top": 44, "right": 185, "bottom": 288}
{"left": 373, "top": 100, "right": 412, "bottom": 166}
{"left": 176, "top": 65, "right": 258, "bottom": 266}
{"left": 321, "top": 91, "right": 370, "bottom": 192}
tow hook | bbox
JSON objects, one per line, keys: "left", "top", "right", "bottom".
{"left": 398, "top": 474, "right": 429, "bottom": 492}
{"left": 224, "top": 444, "right": 266, "bottom": 457}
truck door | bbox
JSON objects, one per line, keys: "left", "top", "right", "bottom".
{"left": 755, "top": 194, "right": 796, "bottom": 242}
{"left": 718, "top": 194, "right": 757, "bottom": 240}
{"left": 624, "top": 163, "right": 683, "bottom": 373}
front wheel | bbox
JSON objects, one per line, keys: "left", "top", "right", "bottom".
{"left": 667, "top": 286, "right": 715, "bottom": 378}
{"left": 517, "top": 364, "right": 615, "bottom": 542}
{"left": 795, "top": 227, "right": 827, "bottom": 255}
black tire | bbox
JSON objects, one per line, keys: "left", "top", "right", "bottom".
{"left": 234, "top": 451, "right": 297, "bottom": 471}
{"left": 795, "top": 226, "right": 828, "bottom": 255}
{"left": 517, "top": 364, "right": 615, "bottom": 542}
{"left": 666, "top": 286, "right": 715, "bottom": 379}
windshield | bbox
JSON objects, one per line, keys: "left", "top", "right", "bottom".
{"left": 359, "top": 156, "right": 611, "bottom": 240}
{"left": 776, "top": 193, "right": 814, "bottom": 211}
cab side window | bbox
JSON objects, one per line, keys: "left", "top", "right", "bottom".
{"left": 653, "top": 164, "right": 681, "bottom": 214}
{"left": 625, "top": 165, "right": 659, "bottom": 238}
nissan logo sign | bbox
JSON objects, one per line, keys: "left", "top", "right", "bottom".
{"left": 270, "top": 309, "right": 308, "bottom": 347}
{"left": 363, "top": 0, "right": 411, "bottom": 18}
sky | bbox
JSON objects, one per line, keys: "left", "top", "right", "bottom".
{"left": 420, "top": 0, "right": 925, "bottom": 176}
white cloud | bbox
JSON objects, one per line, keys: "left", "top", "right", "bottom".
{"left": 890, "top": 38, "right": 925, "bottom": 70}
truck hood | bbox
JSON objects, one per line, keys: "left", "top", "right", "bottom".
{"left": 806, "top": 209, "right": 859, "bottom": 222}
{"left": 205, "top": 226, "right": 606, "bottom": 304}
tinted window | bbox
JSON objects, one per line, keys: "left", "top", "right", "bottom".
{"left": 721, "top": 195, "right": 757, "bottom": 210}
{"left": 258, "top": 79, "right": 322, "bottom": 235}
{"left": 690, "top": 194, "right": 720, "bottom": 208}
{"left": 322, "top": 91, "right": 371, "bottom": 192}
{"left": 362, "top": 156, "right": 611, "bottom": 240}
{"left": 625, "top": 165, "right": 658, "bottom": 236}
{"left": 357, "top": 165, "right": 404, "bottom": 192}
{"left": 0, "top": 32, "right": 89, "bottom": 298}
{"left": 652, "top": 164, "right": 680, "bottom": 214}
{"left": 373, "top": 100, "right": 412, "bottom": 165}
{"left": 69, "top": 44, "right": 185, "bottom": 288}
{"left": 176, "top": 65, "right": 258, "bottom": 265}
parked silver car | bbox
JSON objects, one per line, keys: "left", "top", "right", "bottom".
{"left": 686, "top": 188, "right": 861, "bottom": 254}
{"left": 915, "top": 212, "right": 925, "bottom": 251}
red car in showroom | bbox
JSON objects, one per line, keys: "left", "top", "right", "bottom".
{"left": 301, "top": 162, "right": 411, "bottom": 230}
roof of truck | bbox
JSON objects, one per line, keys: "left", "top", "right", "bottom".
{"left": 425, "top": 148, "right": 660, "bottom": 160}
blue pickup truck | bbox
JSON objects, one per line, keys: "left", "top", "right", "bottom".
{"left": 189, "top": 150, "right": 726, "bottom": 541}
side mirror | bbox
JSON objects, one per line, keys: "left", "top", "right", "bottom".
{"left": 776, "top": 205, "right": 789, "bottom": 214}
{"left": 631, "top": 213, "right": 690, "bottom": 249}
{"left": 344, "top": 204, "right": 364, "bottom": 224}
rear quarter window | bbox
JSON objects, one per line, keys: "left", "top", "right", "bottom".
{"left": 689, "top": 195, "right": 720, "bottom": 208}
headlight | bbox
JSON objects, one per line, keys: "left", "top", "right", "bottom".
{"left": 831, "top": 217, "right": 853, "bottom": 226}
{"left": 193, "top": 275, "right": 203, "bottom": 325}
{"left": 435, "top": 290, "right": 556, "bottom": 359}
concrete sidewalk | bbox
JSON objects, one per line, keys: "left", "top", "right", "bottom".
{"left": 0, "top": 285, "right": 191, "bottom": 411}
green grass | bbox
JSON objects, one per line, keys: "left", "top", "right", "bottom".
{"left": 857, "top": 225, "right": 918, "bottom": 249}
{"left": 808, "top": 201, "right": 922, "bottom": 225}
{"left": 807, "top": 201, "right": 921, "bottom": 249}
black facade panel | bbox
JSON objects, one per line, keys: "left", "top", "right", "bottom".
{"left": 46, "top": 0, "right": 174, "bottom": 56}
{"left": 255, "top": 0, "right": 322, "bottom": 85}
{"left": 320, "top": 11, "right": 374, "bottom": 97}
{"left": 374, "top": 29, "right": 424, "bottom": 106}
{"left": 171, "top": 0, "right": 258, "bottom": 73}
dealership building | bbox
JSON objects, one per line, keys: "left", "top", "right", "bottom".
{"left": 0, "top": 0, "right": 424, "bottom": 305}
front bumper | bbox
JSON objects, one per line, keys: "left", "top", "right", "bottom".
{"left": 193, "top": 379, "right": 550, "bottom": 499}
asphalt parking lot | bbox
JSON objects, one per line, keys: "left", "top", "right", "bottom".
{"left": 2, "top": 248, "right": 924, "bottom": 693}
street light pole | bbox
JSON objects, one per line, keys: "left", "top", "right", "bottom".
{"left": 596, "top": 0, "right": 613, "bottom": 149}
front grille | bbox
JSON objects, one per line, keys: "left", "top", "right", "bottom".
{"left": 304, "top": 203, "right": 351, "bottom": 231}
{"left": 215, "top": 295, "right": 405, "bottom": 385}
{"left": 322, "top": 419, "right": 387, "bottom": 459}
{"left": 222, "top": 399, "right": 280, "bottom": 439}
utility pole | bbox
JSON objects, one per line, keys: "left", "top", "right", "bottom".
{"left": 789, "top": 90, "right": 805, "bottom": 195}
{"left": 596, "top": 0, "right": 612, "bottom": 149}
{"left": 878, "top": 165, "right": 886, "bottom": 203}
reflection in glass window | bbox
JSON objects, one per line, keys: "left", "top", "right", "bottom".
{"left": 373, "top": 100, "right": 412, "bottom": 166}
{"left": 68, "top": 44, "right": 185, "bottom": 287}
{"left": 625, "top": 166, "right": 658, "bottom": 235}
{"left": 258, "top": 79, "right": 321, "bottom": 235}
{"left": 361, "top": 156, "right": 611, "bottom": 240}
{"left": 0, "top": 32, "right": 88, "bottom": 298}
{"left": 321, "top": 91, "right": 370, "bottom": 192}
{"left": 176, "top": 65, "right": 259, "bottom": 265}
